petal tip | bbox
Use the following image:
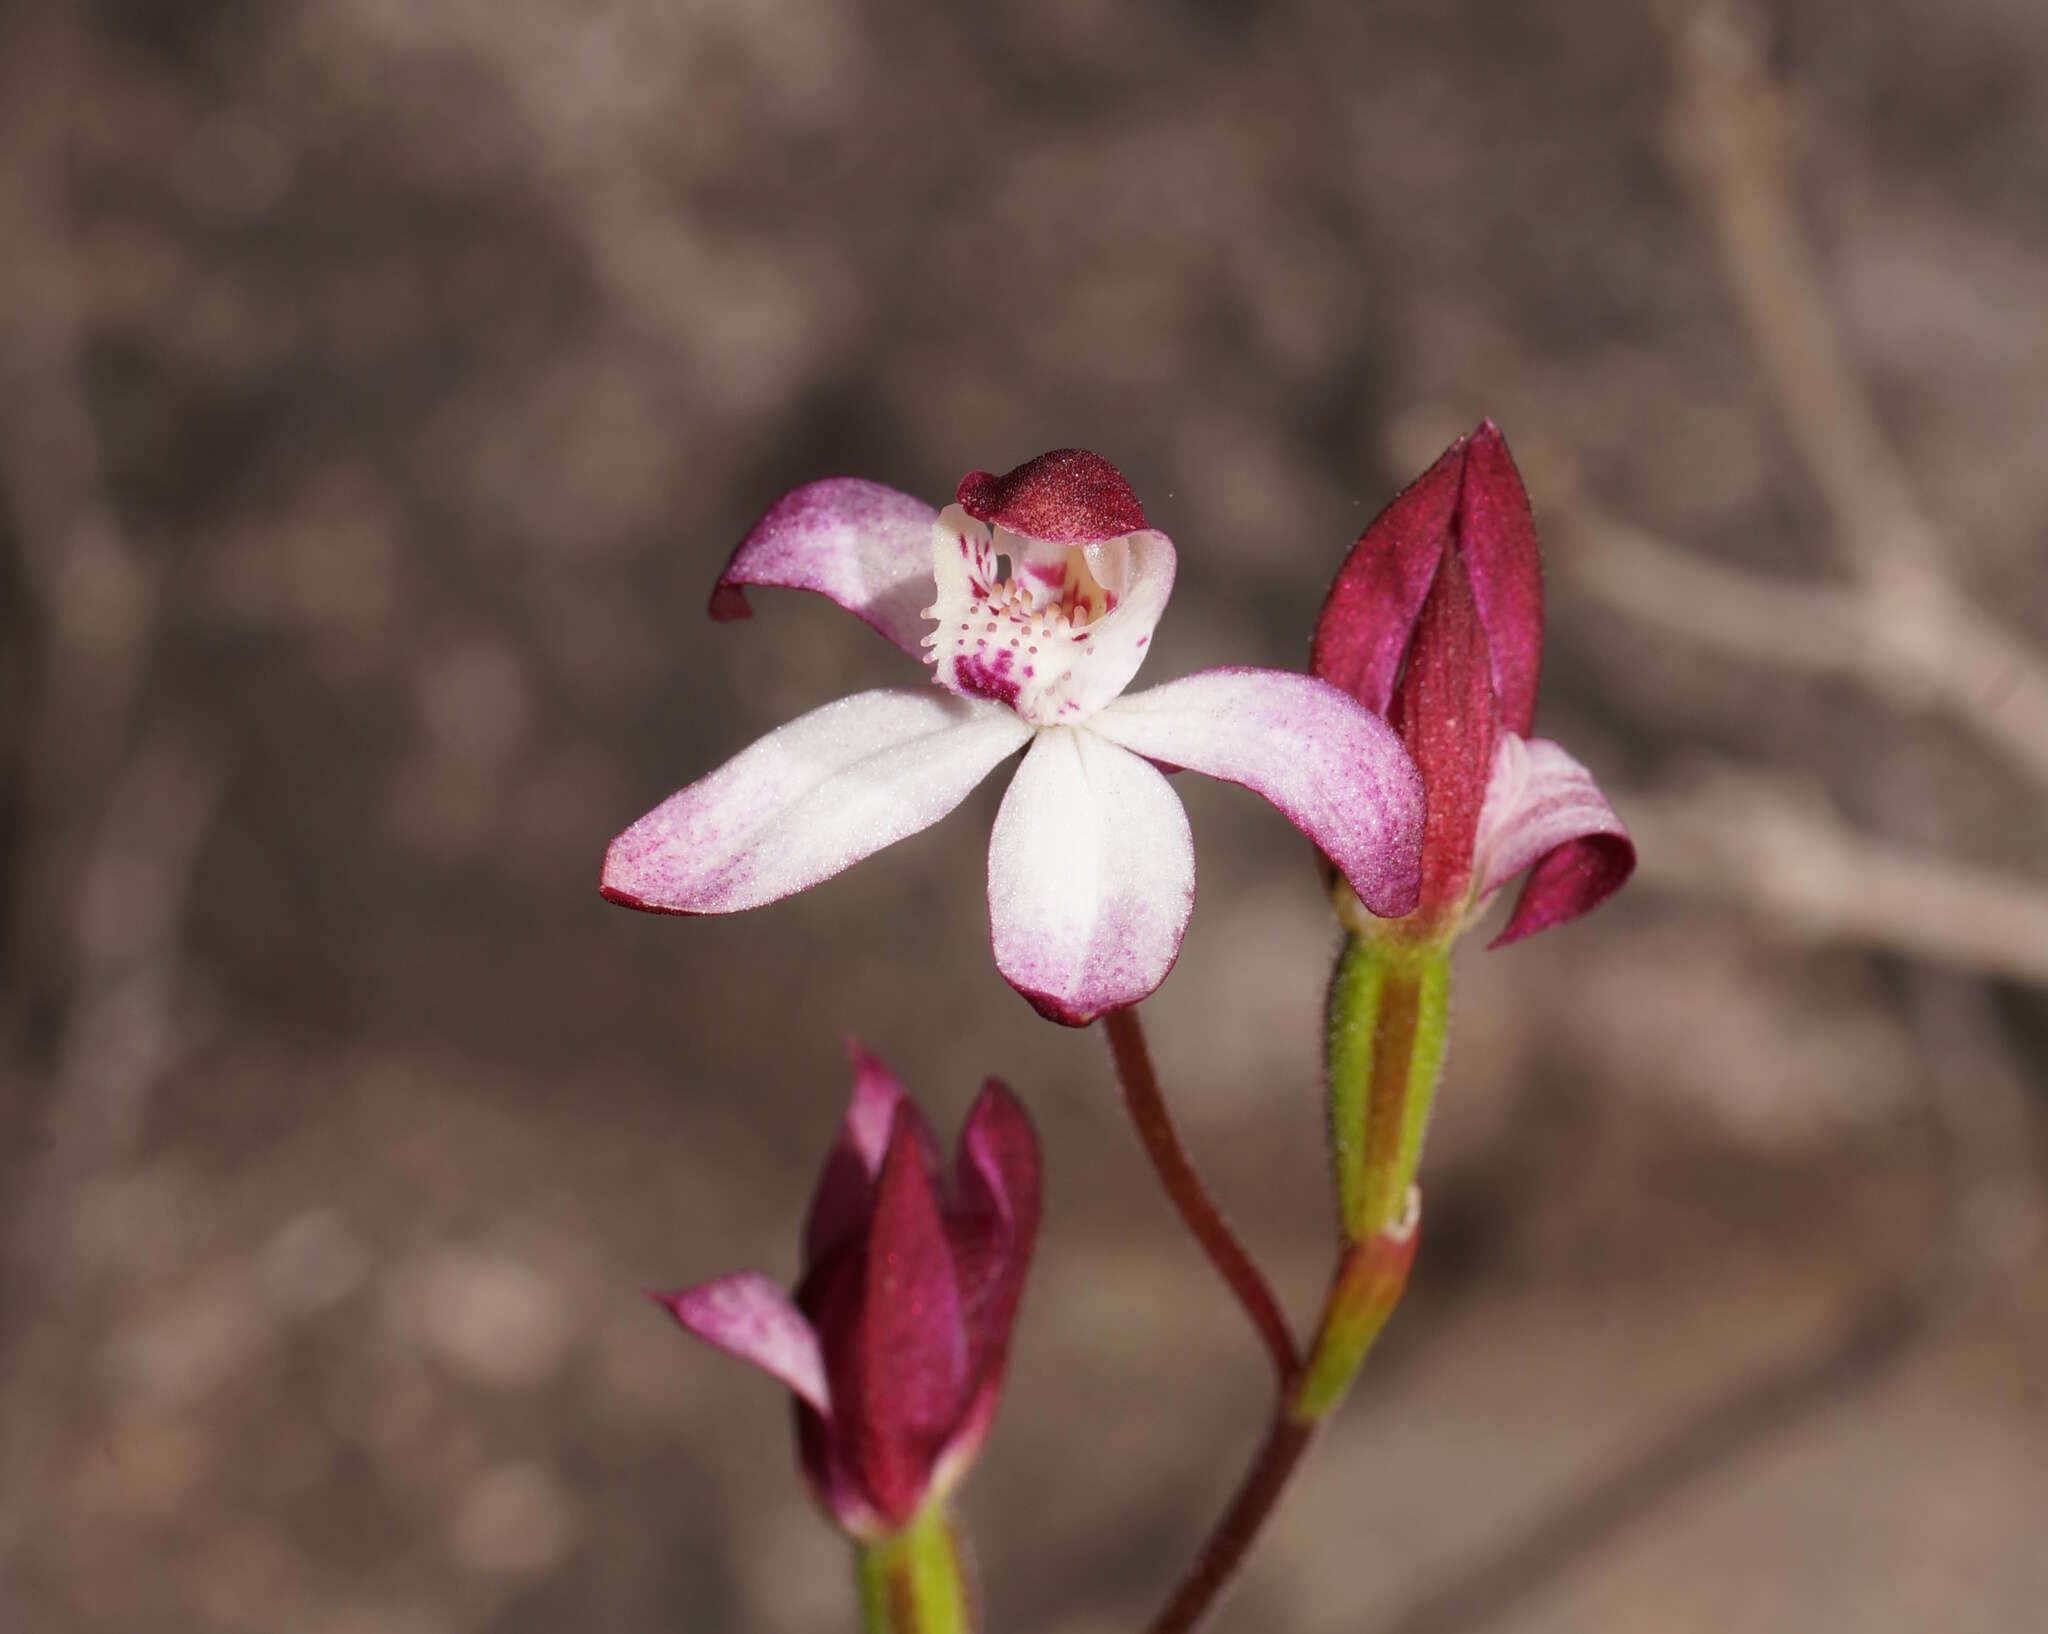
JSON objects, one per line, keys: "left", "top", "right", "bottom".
{"left": 1015, "top": 985, "right": 1110, "bottom": 1028}
{"left": 707, "top": 581, "right": 754, "bottom": 622}
{"left": 1485, "top": 829, "right": 1636, "bottom": 949}
{"left": 600, "top": 839, "right": 696, "bottom": 916}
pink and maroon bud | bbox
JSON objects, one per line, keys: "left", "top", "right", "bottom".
{"left": 1312, "top": 423, "right": 1633, "bottom": 942}
{"left": 652, "top": 1043, "right": 1042, "bottom": 1538}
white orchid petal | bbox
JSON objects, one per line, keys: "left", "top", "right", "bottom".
{"left": 604, "top": 690, "right": 1032, "bottom": 913}
{"left": 1090, "top": 667, "right": 1425, "bottom": 919}
{"left": 987, "top": 729, "right": 1195, "bottom": 1025}
{"left": 1471, "top": 733, "right": 1633, "bottom": 944}
{"left": 712, "top": 479, "right": 939, "bottom": 657}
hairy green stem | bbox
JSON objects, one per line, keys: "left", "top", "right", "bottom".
{"left": 1139, "top": 935, "right": 1448, "bottom": 1633}
{"left": 856, "top": 1504, "right": 972, "bottom": 1634}
{"left": 1328, "top": 935, "right": 1451, "bottom": 1240}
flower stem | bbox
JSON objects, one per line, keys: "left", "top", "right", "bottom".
{"left": 1143, "top": 1413, "right": 1318, "bottom": 1634}
{"left": 1328, "top": 936, "right": 1450, "bottom": 1241}
{"left": 855, "top": 1503, "right": 973, "bottom": 1634}
{"left": 1134, "top": 936, "right": 1445, "bottom": 1633}
{"left": 1289, "top": 1207, "right": 1420, "bottom": 1422}
{"left": 1103, "top": 1005, "right": 1300, "bottom": 1381}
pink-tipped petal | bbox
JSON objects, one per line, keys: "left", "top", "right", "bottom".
{"left": 1457, "top": 424, "right": 1545, "bottom": 736}
{"left": 1388, "top": 547, "right": 1499, "bottom": 919}
{"left": 711, "top": 479, "right": 940, "bottom": 657}
{"left": 925, "top": 508, "right": 1176, "bottom": 726}
{"left": 1311, "top": 441, "right": 1460, "bottom": 713}
{"left": 803, "top": 1043, "right": 910, "bottom": 1270}
{"left": 653, "top": 1272, "right": 831, "bottom": 1415}
{"left": 1088, "top": 668, "right": 1425, "bottom": 920}
{"left": 987, "top": 729, "right": 1196, "bottom": 1025}
{"left": 601, "top": 689, "right": 1032, "bottom": 915}
{"left": 859, "top": 1111, "right": 970, "bottom": 1523}
{"left": 947, "top": 1080, "right": 1042, "bottom": 1370}
{"left": 953, "top": 1080, "right": 1041, "bottom": 1249}
{"left": 1472, "top": 734, "right": 1634, "bottom": 946}
{"left": 955, "top": 449, "right": 1148, "bottom": 545}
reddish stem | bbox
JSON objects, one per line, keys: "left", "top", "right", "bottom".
{"left": 1144, "top": 1412, "right": 1317, "bottom": 1634}
{"left": 1103, "top": 1005, "right": 1299, "bottom": 1382}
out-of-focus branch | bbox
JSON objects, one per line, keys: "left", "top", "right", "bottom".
{"left": 0, "top": 727, "right": 223, "bottom": 1613}
{"left": 1560, "top": 500, "right": 2048, "bottom": 761}
{"left": 0, "top": 3, "right": 163, "bottom": 1030}
{"left": 1617, "top": 771, "right": 2048, "bottom": 988}
{"left": 1667, "top": 7, "right": 1938, "bottom": 579}
{"left": 0, "top": 10, "right": 213, "bottom": 1618}
{"left": 1662, "top": 3, "right": 2048, "bottom": 794}
{"left": 1552, "top": 439, "right": 2048, "bottom": 812}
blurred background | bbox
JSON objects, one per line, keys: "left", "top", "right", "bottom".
{"left": 2, "top": 0, "right": 2044, "bottom": 1630}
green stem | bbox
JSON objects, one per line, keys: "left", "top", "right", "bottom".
{"left": 1328, "top": 935, "right": 1451, "bottom": 1241}
{"left": 1325, "top": 936, "right": 1386, "bottom": 1234}
{"left": 855, "top": 1503, "right": 972, "bottom": 1634}
{"left": 1137, "top": 937, "right": 1447, "bottom": 1634}
{"left": 1288, "top": 1212, "right": 1420, "bottom": 1422}
{"left": 1296, "top": 932, "right": 1446, "bottom": 1419}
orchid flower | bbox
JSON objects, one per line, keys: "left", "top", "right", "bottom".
{"left": 604, "top": 449, "right": 1424, "bottom": 1023}
{"left": 652, "top": 1044, "right": 1040, "bottom": 1539}
{"left": 1311, "top": 423, "right": 1633, "bottom": 947}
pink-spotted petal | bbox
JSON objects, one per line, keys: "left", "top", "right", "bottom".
{"left": 986, "top": 729, "right": 1195, "bottom": 1025}
{"left": 602, "top": 689, "right": 1032, "bottom": 914}
{"left": 652, "top": 1271, "right": 831, "bottom": 1415}
{"left": 925, "top": 507, "right": 1176, "bottom": 727}
{"left": 1088, "top": 668, "right": 1425, "bottom": 920}
{"left": 1458, "top": 424, "right": 1546, "bottom": 737}
{"left": 803, "top": 1042, "right": 909, "bottom": 1271}
{"left": 710, "top": 478, "right": 939, "bottom": 657}
{"left": 1472, "top": 733, "right": 1634, "bottom": 947}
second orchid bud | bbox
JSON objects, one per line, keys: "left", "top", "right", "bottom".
{"left": 1312, "top": 422, "right": 1633, "bottom": 948}
{"left": 653, "top": 1044, "right": 1041, "bottom": 1543}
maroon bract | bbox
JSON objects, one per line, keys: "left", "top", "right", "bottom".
{"left": 653, "top": 1044, "right": 1042, "bottom": 1538}
{"left": 1313, "top": 424, "right": 1634, "bottom": 945}
{"left": 604, "top": 448, "right": 1426, "bottom": 1023}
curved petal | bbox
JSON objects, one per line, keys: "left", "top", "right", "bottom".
{"left": 1311, "top": 442, "right": 1457, "bottom": 713}
{"left": 710, "top": 478, "right": 938, "bottom": 658}
{"left": 802, "top": 1042, "right": 910, "bottom": 1271}
{"left": 602, "top": 689, "right": 1032, "bottom": 914}
{"left": 1458, "top": 424, "right": 1545, "bottom": 736}
{"left": 652, "top": 1272, "right": 830, "bottom": 1415}
{"left": 1472, "top": 733, "right": 1634, "bottom": 947}
{"left": 1063, "top": 528, "right": 1178, "bottom": 716}
{"left": 947, "top": 1079, "right": 1042, "bottom": 1352}
{"left": 1088, "top": 668, "right": 1425, "bottom": 920}
{"left": 987, "top": 729, "right": 1195, "bottom": 1025}
{"left": 925, "top": 507, "right": 1176, "bottom": 727}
